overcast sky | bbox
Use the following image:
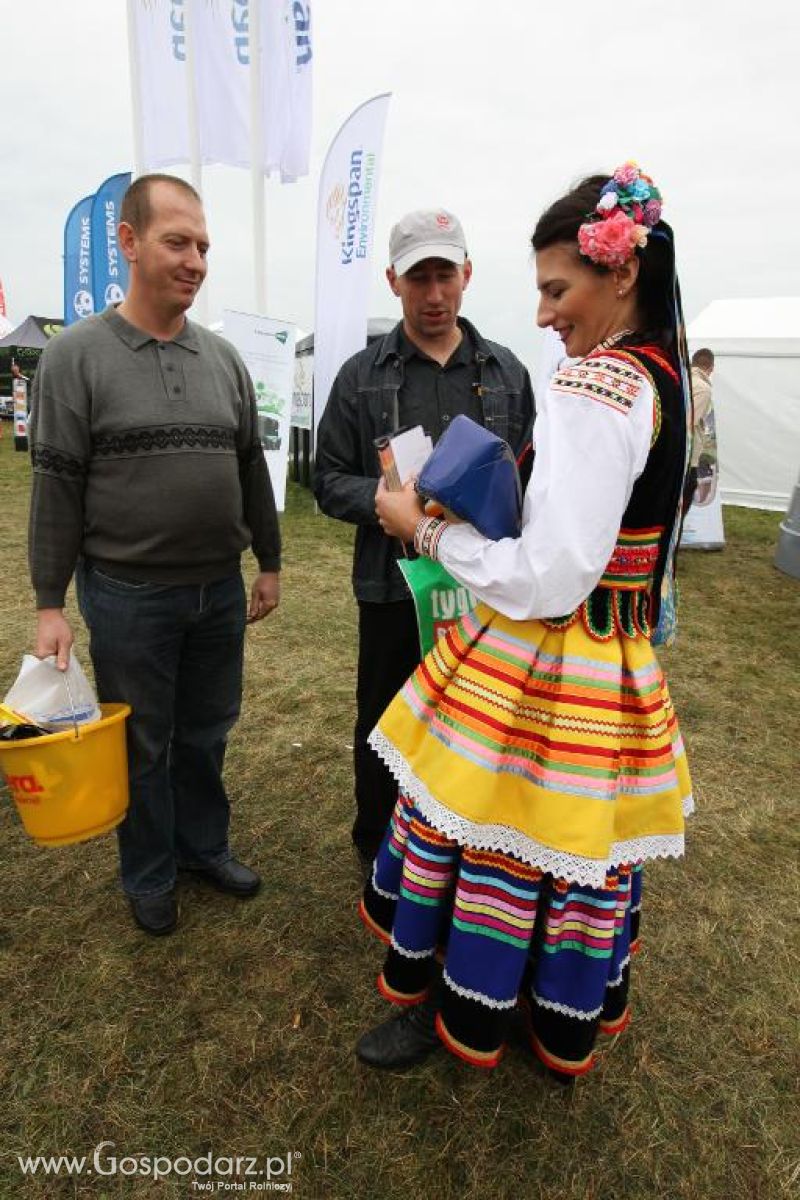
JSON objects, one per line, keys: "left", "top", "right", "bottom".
{"left": 1, "top": 0, "right": 798, "bottom": 372}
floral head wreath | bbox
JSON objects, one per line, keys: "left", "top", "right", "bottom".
{"left": 577, "top": 161, "right": 663, "bottom": 268}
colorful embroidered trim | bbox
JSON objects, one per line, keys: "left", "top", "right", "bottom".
{"left": 392, "top": 608, "right": 687, "bottom": 811}
{"left": 551, "top": 353, "right": 643, "bottom": 417}
{"left": 362, "top": 795, "right": 650, "bottom": 1073}
{"left": 543, "top": 588, "right": 654, "bottom": 642}
{"left": 598, "top": 1006, "right": 632, "bottom": 1036}
{"left": 436, "top": 1013, "right": 503, "bottom": 1069}
{"left": 633, "top": 343, "right": 679, "bottom": 385}
{"left": 377, "top": 972, "right": 429, "bottom": 1006}
{"left": 600, "top": 527, "right": 663, "bottom": 590}
{"left": 530, "top": 1031, "right": 595, "bottom": 1076}
{"left": 452, "top": 850, "right": 542, "bottom": 952}
{"left": 358, "top": 898, "right": 392, "bottom": 945}
{"left": 600, "top": 347, "right": 663, "bottom": 444}
{"left": 399, "top": 817, "right": 458, "bottom": 908}
{"left": 542, "top": 874, "right": 630, "bottom": 959}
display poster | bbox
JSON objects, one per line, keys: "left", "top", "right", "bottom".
{"left": 222, "top": 309, "right": 296, "bottom": 510}
{"left": 680, "top": 393, "right": 725, "bottom": 549}
{"left": 13, "top": 376, "right": 28, "bottom": 443}
{"left": 291, "top": 352, "right": 312, "bottom": 430}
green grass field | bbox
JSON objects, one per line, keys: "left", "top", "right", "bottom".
{"left": 0, "top": 430, "right": 798, "bottom": 1199}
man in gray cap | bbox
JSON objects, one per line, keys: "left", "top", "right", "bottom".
{"left": 314, "top": 209, "right": 534, "bottom": 870}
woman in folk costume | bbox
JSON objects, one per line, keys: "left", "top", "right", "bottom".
{"left": 356, "top": 163, "right": 694, "bottom": 1081}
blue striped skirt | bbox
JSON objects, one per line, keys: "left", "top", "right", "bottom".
{"left": 360, "top": 793, "right": 642, "bottom": 1074}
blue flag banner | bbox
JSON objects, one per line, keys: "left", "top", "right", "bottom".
{"left": 90, "top": 172, "right": 131, "bottom": 312}
{"left": 63, "top": 195, "right": 96, "bottom": 325}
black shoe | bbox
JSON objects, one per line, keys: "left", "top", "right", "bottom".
{"left": 129, "top": 890, "right": 177, "bottom": 936}
{"left": 355, "top": 1001, "right": 441, "bottom": 1069}
{"left": 184, "top": 858, "right": 261, "bottom": 897}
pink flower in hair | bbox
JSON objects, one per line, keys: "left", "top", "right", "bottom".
{"left": 633, "top": 224, "right": 649, "bottom": 249}
{"left": 578, "top": 209, "right": 638, "bottom": 267}
{"left": 613, "top": 161, "right": 639, "bottom": 187}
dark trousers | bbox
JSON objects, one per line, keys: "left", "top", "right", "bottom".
{"left": 77, "top": 564, "right": 246, "bottom": 897}
{"left": 353, "top": 599, "right": 421, "bottom": 857}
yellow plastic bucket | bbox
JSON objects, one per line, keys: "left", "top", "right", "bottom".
{"left": 0, "top": 703, "right": 131, "bottom": 846}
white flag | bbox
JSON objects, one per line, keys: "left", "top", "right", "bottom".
{"left": 129, "top": 0, "right": 191, "bottom": 169}
{"left": 261, "top": 0, "right": 313, "bottom": 181}
{"left": 192, "top": 0, "right": 251, "bottom": 168}
{"left": 313, "top": 95, "right": 391, "bottom": 446}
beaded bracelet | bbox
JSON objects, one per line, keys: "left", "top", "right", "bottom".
{"left": 414, "top": 516, "right": 448, "bottom": 560}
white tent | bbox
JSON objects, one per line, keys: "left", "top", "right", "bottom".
{"left": 688, "top": 298, "right": 800, "bottom": 511}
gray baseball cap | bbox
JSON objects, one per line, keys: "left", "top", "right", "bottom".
{"left": 389, "top": 209, "right": 468, "bottom": 275}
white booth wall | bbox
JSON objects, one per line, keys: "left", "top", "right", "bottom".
{"left": 688, "top": 299, "right": 800, "bottom": 512}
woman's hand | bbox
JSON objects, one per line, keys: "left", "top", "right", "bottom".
{"left": 375, "top": 477, "right": 425, "bottom": 542}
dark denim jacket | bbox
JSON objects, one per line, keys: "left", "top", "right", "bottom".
{"left": 313, "top": 318, "right": 535, "bottom": 603}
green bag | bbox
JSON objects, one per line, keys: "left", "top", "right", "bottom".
{"left": 398, "top": 558, "right": 478, "bottom": 656}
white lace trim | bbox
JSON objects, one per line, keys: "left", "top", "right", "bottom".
{"left": 369, "top": 864, "right": 398, "bottom": 901}
{"left": 442, "top": 968, "right": 517, "bottom": 1010}
{"left": 530, "top": 991, "right": 602, "bottom": 1021}
{"left": 389, "top": 934, "right": 433, "bottom": 960}
{"left": 369, "top": 728, "right": 687, "bottom": 890}
{"left": 606, "top": 954, "right": 631, "bottom": 986}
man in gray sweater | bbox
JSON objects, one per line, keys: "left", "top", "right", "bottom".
{"left": 29, "top": 174, "right": 281, "bottom": 935}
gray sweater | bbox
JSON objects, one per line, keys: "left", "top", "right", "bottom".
{"left": 29, "top": 307, "right": 281, "bottom": 609}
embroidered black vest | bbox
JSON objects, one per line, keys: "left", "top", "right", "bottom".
{"left": 546, "top": 339, "right": 685, "bottom": 642}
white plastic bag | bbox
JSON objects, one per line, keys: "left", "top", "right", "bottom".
{"left": 4, "top": 653, "right": 101, "bottom": 731}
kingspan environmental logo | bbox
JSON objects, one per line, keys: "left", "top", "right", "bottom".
{"left": 325, "top": 147, "right": 377, "bottom": 267}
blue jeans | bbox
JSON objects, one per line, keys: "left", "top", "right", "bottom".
{"left": 77, "top": 564, "right": 246, "bottom": 897}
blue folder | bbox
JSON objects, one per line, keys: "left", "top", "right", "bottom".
{"left": 417, "top": 415, "right": 522, "bottom": 541}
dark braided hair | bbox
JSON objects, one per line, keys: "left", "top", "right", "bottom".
{"left": 531, "top": 175, "right": 676, "bottom": 349}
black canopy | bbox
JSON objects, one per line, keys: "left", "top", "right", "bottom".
{"left": 0, "top": 316, "right": 64, "bottom": 395}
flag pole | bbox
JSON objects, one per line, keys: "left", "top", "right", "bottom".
{"left": 250, "top": 0, "right": 267, "bottom": 315}
{"left": 183, "top": 0, "right": 209, "bottom": 327}
{"left": 126, "top": 0, "right": 144, "bottom": 177}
